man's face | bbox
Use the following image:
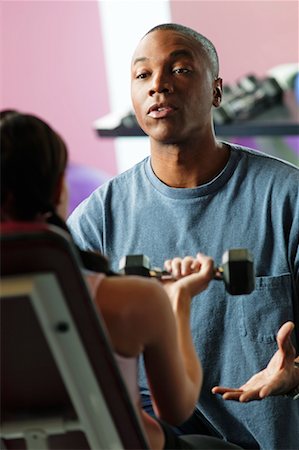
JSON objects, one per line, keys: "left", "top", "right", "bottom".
{"left": 131, "top": 30, "right": 216, "bottom": 144}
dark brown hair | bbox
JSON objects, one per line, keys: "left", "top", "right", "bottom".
{"left": 1, "top": 111, "right": 67, "bottom": 220}
{"left": 0, "top": 110, "right": 113, "bottom": 275}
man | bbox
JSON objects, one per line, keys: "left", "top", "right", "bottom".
{"left": 68, "top": 23, "right": 299, "bottom": 449}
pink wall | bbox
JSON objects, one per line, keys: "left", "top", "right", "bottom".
{"left": 1, "top": 0, "right": 117, "bottom": 176}
{"left": 170, "top": 1, "right": 298, "bottom": 84}
{"left": 2, "top": 1, "right": 298, "bottom": 178}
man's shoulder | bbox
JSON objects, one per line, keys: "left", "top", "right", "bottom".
{"left": 69, "top": 157, "right": 149, "bottom": 216}
{"left": 112, "top": 157, "right": 149, "bottom": 182}
{"left": 229, "top": 142, "right": 299, "bottom": 176}
{"left": 96, "top": 157, "right": 149, "bottom": 193}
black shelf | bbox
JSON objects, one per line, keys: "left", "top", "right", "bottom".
{"left": 95, "top": 94, "right": 299, "bottom": 138}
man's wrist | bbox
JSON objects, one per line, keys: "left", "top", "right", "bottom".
{"left": 285, "top": 363, "right": 299, "bottom": 400}
{"left": 285, "top": 384, "right": 299, "bottom": 400}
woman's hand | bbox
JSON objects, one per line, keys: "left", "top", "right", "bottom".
{"left": 162, "top": 253, "right": 215, "bottom": 307}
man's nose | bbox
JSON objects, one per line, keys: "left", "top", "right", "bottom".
{"left": 149, "top": 72, "right": 173, "bottom": 96}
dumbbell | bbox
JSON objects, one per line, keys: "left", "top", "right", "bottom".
{"left": 119, "top": 249, "right": 255, "bottom": 295}
{"left": 213, "top": 74, "right": 283, "bottom": 125}
{"left": 213, "top": 249, "right": 255, "bottom": 295}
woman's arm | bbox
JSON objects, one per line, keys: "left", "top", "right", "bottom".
{"left": 92, "top": 253, "right": 214, "bottom": 425}
{"left": 150, "top": 253, "right": 214, "bottom": 423}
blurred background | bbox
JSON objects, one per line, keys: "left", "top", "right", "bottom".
{"left": 1, "top": 0, "right": 298, "bottom": 214}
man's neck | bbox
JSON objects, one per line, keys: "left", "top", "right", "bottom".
{"left": 150, "top": 139, "right": 230, "bottom": 188}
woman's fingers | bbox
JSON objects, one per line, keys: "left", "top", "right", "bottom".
{"left": 164, "top": 256, "right": 201, "bottom": 278}
{"left": 164, "top": 254, "right": 214, "bottom": 279}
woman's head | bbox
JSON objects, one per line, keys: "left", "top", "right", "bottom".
{"left": 1, "top": 111, "right": 68, "bottom": 221}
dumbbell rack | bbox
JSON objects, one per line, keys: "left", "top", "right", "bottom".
{"left": 94, "top": 90, "right": 298, "bottom": 138}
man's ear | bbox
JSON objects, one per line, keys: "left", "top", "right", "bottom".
{"left": 213, "top": 77, "right": 223, "bottom": 107}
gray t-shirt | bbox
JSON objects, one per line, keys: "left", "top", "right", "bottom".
{"left": 68, "top": 143, "right": 299, "bottom": 450}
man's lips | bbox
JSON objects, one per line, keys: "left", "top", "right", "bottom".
{"left": 147, "top": 104, "right": 177, "bottom": 118}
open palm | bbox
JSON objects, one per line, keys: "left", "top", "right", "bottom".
{"left": 212, "top": 321, "right": 299, "bottom": 402}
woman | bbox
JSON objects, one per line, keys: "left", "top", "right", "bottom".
{"left": 0, "top": 111, "right": 241, "bottom": 450}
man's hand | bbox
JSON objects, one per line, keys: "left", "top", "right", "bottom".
{"left": 212, "top": 321, "right": 299, "bottom": 402}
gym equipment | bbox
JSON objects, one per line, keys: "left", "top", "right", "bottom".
{"left": 1, "top": 222, "right": 149, "bottom": 450}
{"left": 213, "top": 74, "right": 283, "bottom": 125}
{"left": 213, "top": 249, "right": 255, "bottom": 295}
{"left": 119, "top": 248, "right": 255, "bottom": 295}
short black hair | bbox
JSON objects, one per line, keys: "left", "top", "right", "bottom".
{"left": 145, "top": 23, "right": 219, "bottom": 78}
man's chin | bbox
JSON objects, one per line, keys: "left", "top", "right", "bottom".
{"left": 145, "top": 125, "right": 182, "bottom": 145}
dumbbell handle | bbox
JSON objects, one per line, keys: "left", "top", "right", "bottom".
{"left": 149, "top": 266, "right": 224, "bottom": 281}
{"left": 119, "top": 249, "right": 255, "bottom": 295}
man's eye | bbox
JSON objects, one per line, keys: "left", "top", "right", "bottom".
{"left": 136, "top": 72, "right": 148, "bottom": 79}
{"left": 173, "top": 68, "right": 191, "bottom": 74}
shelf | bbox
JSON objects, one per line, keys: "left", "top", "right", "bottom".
{"left": 94, "top": 93, "right": 299, "bottom": 138}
